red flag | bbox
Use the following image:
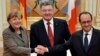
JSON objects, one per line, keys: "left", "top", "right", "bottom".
{"left": 67, "top": 0, "right": 77, "bottom": 34}
{"left": 19, "top": 0, "right": 27, "bottom": 29}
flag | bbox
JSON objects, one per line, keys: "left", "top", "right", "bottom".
{"left": 19, "top": 0, "right": 27, "bottom": 29}
{"left": 67, "top": 0, "right": 77, "bottom": 34}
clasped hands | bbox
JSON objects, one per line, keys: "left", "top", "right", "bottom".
{"left": 34, "top": 45, "right": 48, "bottom": 55}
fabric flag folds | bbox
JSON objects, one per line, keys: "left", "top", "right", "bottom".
{"left": 19, "top": 0, "right": 27, "bottom": 29}
{"left": 67, "top": 0, "right": 77, "bottom": 34}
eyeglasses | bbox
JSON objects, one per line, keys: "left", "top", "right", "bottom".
{"left": 81, "top": 20, "right": 92, "bottom": 24}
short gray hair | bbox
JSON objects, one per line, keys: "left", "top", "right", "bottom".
{"left": 40, "top": 1, "right": 54, "bottom": 8}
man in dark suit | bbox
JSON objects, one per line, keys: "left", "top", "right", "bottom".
{"left": 67, "top": 12, "right": 100, "bottom": 56}
{"left": 30, "top": 1, "right": 71, "bottom": 56}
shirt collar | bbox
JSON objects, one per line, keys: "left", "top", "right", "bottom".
{"left": 83, "top": 28, "right": 93, "bottom": 35}
{"left": 43, "top": 18, "right": 53, "bottom": 25}
{"left": 9, "top": 25, "right": 23, "bottom": 32}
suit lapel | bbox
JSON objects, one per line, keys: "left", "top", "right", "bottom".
{"left": 10, "top": 28, "right": 25, "bottom": 43}
{"left": 21, "top": 29, "right": 28, "bottom": 44}
{"left": 39, "top": 20, "right": 51, "bottom": 46}
{"left": 14, "top": 32, "right": 24, "bottom": 41}
{"left": 78, "top": 31, "right": 85, "bottom": 51}
{"left": 88, "top": 29, "right": 97, "bottom": 51}
{"left": 53, "top": 18, "right": 59, "bottom": 45}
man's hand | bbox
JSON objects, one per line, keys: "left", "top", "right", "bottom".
{"left": 34, "top": 45, "right": 48, "bottom": 55}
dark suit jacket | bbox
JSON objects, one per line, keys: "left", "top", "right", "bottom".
{"left": 68, "top": 28, "right": 100, "bottom": 56}
{"left": 30, "top": 18, "right": 71, "bottom": 56}
{"left": 3, "top": 26, "right": 31, "bottom": 56}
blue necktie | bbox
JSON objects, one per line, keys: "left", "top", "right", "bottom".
{"left": 84, "top": 33, "right": 88, "bottom": 52}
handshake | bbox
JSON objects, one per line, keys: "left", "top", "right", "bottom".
{"left": 34, "top": 45, "right": 48, "bottom": 55}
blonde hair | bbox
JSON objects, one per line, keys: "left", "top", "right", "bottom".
{"left": 7, "top": 9, "right": 23, "bottom": 22}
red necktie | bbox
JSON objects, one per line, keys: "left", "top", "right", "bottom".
{"left": 47, "top": 22, "right": 54, "bottom": 46}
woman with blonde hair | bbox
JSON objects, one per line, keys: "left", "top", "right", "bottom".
{"left": 2, "top": 9, "right": 31, "bottom": 56}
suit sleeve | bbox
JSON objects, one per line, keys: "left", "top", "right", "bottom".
{"left": 63, "top": 20, "right": 71, "bottom": 41}
{"left": 3, "top": 31, "right": 31, "bottom": 55}
{"left": 30, "top": 24, "right": 38, "bottom": 52}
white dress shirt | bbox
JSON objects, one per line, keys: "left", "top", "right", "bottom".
{"left": 43, "top": 18, "right": 54, "bottom": 35}
{"left": 83, "top": 28, "right": 93, "bottom": 46}
{"left": 43, "top": 18, "right": 54, "bottom": 52}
